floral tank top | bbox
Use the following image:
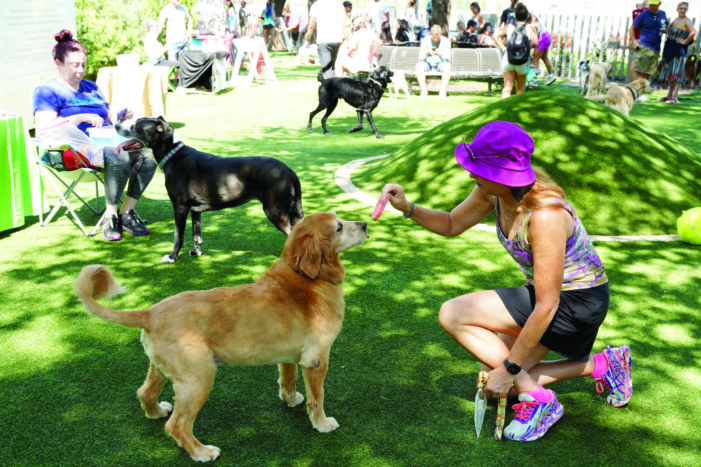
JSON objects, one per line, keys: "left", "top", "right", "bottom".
{"left": 495, "top": 198, "right": 608, "bottom": 291}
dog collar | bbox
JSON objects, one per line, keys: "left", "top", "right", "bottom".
{"left": 295, "top": 269, "right": 313, "bottom": 280}
{"left": 158, "top": 142, "right": 185, "bottom": 169}
{"left": 625, "top": 86, "right": 639, "bottom": 100}
{"left": 368, "top": 78, "right": 382, "bottom": 88}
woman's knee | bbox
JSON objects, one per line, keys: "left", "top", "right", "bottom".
{"left": 438, "top": 296, "right": 477, "bottom": 334}
{"left": 139, "top": 153, "right": 158, "bottom": 174}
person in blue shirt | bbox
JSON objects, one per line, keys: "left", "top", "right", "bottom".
{"left": 33, "top": 30, "right": 157, "bottom": 242}
{"left": 629, "top": 0, "right": 668, "bottom": 85}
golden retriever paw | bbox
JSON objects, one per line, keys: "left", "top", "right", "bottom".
{"left": 280, "top": 391, "right": 304, "bottom": 407}
{"left": 145, "top": 401, "right": 172, "bottom": 419}
{"left": 314, "top": 417, "right": 339, "bottom": 433}
{"left": 190, "top": 444, "right": 220, "bottom": 462}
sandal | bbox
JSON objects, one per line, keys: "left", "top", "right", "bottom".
{"left": 657, "top": 97, "right": 669, "bottom": 102}
{"left": 665, "top": 98, "right": 679, "bottom": 104}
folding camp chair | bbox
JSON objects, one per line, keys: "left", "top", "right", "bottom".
{"left": 30, "top": 138, "right": 107, "bottom": 237}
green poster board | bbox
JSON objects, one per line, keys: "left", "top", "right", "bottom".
{"left": 0, "top": 113, "right": 44, "bottom": 233}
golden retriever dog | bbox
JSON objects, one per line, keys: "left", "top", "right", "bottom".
{"left": 74, "top": 212, "right": 368, "bottom": 462}
{"left": 586, "top": 62, "right": 611, "bottom": 97}
{"left": 588, "top": 78, "right": 652, "bottom": 116}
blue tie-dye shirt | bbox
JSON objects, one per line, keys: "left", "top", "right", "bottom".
{"left": 495, "top": 198, "right": 608, "bottom": 291}
{"left": 32, "top": 79, "right": 109, "bottom": 134}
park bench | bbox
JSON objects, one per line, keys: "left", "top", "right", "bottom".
{"left": 378, "top": 45, "right": 504, "bottom": 96}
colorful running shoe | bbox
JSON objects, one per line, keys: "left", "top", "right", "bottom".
{"left": 596, "top": 344, "right": 632, "bottom": 407}
{"left": 503, "top": 390, "right": 563, "bottom": 441}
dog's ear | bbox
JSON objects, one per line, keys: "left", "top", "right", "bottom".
{"left": 155, "top": 116, "right": 174, "bottom": 138}
{"left": 294, "top": 231, "right": 322, "bottom": 279}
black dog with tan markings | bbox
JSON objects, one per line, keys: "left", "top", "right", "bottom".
{"left": 307, "top": 66, "right": 393, "bottom": 138}
{"left": 116, "top": 117, "right": 304, "bottom": 262}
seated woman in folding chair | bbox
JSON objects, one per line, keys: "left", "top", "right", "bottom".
{"left": 33, "top": 30, "right": 157, "bottom": 242}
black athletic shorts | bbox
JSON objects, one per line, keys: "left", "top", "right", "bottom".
{"left": 495, "top": 283, "right": 610, "bottom": 362}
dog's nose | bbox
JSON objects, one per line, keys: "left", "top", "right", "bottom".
{"left": 115, "top": 123, "right": 123, "bottom": 130}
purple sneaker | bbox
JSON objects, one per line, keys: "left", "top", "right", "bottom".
{"left": 596, "top": 345, "right": 632, "bottom": 407}
{"left": 120, "top": 209, "right": 149, "bottom": 236}
{"left": 504, "top": 390, "right": 563, "bottom": 441}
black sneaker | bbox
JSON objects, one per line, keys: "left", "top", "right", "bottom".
{"left": 102, "top": 214, "right": 122, "bottom": 241}
{"left": 120, "top": 209, "right": 150, "bottom": 236}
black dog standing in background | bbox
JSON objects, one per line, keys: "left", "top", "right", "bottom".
{"left": 116, "top": 117, "right": 304, "bottom": 263}
{"left": 307, "top": 66, "right": 394, "bottom": 139}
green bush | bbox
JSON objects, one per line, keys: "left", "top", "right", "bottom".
{"left": 76, "top": 0, "right": 196, "bottom": 80}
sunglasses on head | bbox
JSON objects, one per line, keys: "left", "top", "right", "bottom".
{"left": 462, "top": 134, "right": 516, "bottom": 161}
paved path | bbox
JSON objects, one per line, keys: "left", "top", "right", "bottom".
{"left": 335, "top": 154, "right": 682, "bottom": 242}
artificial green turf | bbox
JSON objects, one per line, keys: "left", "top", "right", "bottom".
{"left": 1, "top": 55, "right": 700, "bottom": 466}
{"left": 352, "top": 92, "right": 701, "bottom": 236}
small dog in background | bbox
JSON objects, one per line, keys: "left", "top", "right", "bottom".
{"left": 586, "top": 62, "right": 612, "bottom": 97}
{"left": 389, "top": 69, "right": 410, "bottom": 99}
{"left": 588, "top": 78, "right": 651, "bottom": 116}
{"left": 685, "top": 53, "right": 698, "bottom": 88}
{"left": 578, "top": 59, "right": 591, "bottom": 95}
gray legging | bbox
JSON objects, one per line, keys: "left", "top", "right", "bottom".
{"left": 102, "top": 147, "right": 157, "bottom": 206}
{"left": 317, "top": 42, "right": 341, "bottom": 79}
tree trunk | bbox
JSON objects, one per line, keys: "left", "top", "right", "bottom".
{"left": 431, "top": 0, "right": 451, "bottom": 36}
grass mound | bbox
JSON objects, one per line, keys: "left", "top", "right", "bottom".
{"left": 353, "top": 92, "right": 701, "bottom": 236}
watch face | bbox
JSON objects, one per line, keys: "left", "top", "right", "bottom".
{"left": 505, "top": 360, "right": 521, "bottom": 375}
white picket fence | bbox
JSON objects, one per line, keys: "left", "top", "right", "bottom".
{"left": 539, "top": 14, "right": 700, "bottom": 81}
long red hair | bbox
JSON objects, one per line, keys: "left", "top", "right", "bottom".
{"left": 512, "top": 168, "right": 566, "bottom": 210}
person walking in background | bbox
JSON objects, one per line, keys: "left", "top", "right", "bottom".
{"left": 157, "top": 0, "right": 192, "bottom": 61}
{"left": 415, "top": 24, "right": 451, "bottom": 99}
{"left": 494, "top": 2, "right": 538, "bottom": 98}
{"left": 629, "top": 1, "right": 649, "bottom": 81}
{"left": 379, "top": 120, "right": 631, "bottom": 442}
{"left": 629, "top": 0, "right": 667, "bottom": 101}
{"left": 306, "top": 0, "right": 349, "bottom": 79}
{"left": 33, "top": 30, "right": 156, "bottom": 242}
{"left": 658, "top": 1, "right": 696, "bottom": 103}
{"left": 261, "top": 0, "right": 276, "bottom": 51}
{"left": 529, "top": 13, "right": 556, "bottom": 86}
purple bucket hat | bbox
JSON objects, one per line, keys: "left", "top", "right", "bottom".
{"left": 455, "top": 121, "right": 536, "bottom": 187}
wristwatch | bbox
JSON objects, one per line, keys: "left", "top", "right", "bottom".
{"left": 503, "top": 358, "right": 522, "bottom": 375}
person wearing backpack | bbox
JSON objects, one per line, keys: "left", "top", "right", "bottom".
{"left": 494, "top": 2, "right": 538, "bottom": 98}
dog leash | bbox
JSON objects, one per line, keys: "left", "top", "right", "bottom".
{"left": 158, "top": 141, "right": 185, "bottom": 170}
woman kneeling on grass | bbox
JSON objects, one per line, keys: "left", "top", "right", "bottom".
{"left": 381, "top": 121, "right": 632, "bottom": 441}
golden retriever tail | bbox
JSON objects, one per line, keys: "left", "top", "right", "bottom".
{"left": 74, "top": 264, "right": 150, "bottom": 329}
